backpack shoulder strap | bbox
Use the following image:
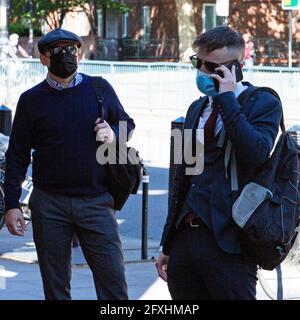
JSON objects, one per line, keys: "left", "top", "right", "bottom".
{"left": 237, "top": 86, "right": 285, "bottom": 133}
{"left": 91, "top": 76, "right": 104, "bottom": 120}
{"left": 227, "top": 86, "right": 284, "bottom": 192}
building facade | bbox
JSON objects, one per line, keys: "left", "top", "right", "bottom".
{"left": 28, "top": 1, "right": 300, "bottom": 66}
{"left": 116, "top": 0, "right": 300, "bottom": 66}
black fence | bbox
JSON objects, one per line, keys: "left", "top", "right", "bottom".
{"left": 97, "top": 38, "right": 179, "bottom": 61}
{"left": 96, "top": 36, "right": 300, "bottom": 66}
{"left": 253, "top": 37, "right": 300, "bottom": 67}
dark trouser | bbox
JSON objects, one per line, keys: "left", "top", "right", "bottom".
{"left": 29, "top": 187, "right": 128, "bottom": 300}
{"left": 167, "top": 220, "right": 257, "bottom": 300}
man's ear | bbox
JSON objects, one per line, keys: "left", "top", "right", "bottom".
{"left": 76, "top": 49, "right": 82, "bottom": 63}
{"left": 40, "top": 54, "right": 49, "bottom": 67}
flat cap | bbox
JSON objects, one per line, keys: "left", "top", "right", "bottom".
{"left": 38, "top": 28, "right": 82, "bottom": 54}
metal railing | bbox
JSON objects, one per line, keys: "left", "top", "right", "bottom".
{"left": 0, "top": 58, "right": 300, "bottom": 124}
{"left": 97, "top": 38, "right": 179, "bottom": 61}
{"left": 121, "top": 38, "right": 179, "bottom": 60}
{"left": 254, "top": 37, "right": 300, "bottom": 67}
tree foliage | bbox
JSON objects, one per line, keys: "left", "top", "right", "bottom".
{"left": 11, "top": 0, "right": 130, "bottom": 33}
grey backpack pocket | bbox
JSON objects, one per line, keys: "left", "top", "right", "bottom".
{"left": 232, "top": 182, "right": 273, "bottom": 228}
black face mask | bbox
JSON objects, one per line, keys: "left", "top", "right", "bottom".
{"left": 49, "top": 51, "right": 78, "bottom": 79}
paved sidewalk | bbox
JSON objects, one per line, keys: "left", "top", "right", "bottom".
{"left": 0, "top": 223, "right": 160, "bottom": 265}
{"left": 0, "top": 223, "right": 171, "bottom": 300}
{"left": 0, "top": 256, "right": 172, "bottom": 300}
{"left": 1, "top": 224, "right": 300, "bottom": 300}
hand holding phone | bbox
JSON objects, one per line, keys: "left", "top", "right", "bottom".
{"left": 213, "top": 60, "right": 243, "bottom": 91}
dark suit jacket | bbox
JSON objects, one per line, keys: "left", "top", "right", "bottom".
{"left": 161, "top": 83, "right": 283, "bottom": 255}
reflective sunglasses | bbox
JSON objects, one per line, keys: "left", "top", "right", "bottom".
{"left": 189, "top": 54, "right": 237, "bottom": 73}
{"left": 48, "top": 44, "right": 78, "bottom": 56}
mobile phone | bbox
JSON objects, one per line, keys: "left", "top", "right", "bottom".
{"left": 213, "top": 60, "right": 243, "bottom": 91}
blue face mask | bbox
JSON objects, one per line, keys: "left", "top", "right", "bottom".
{"left": 196, "top": 71, "right": 218, "bottom": 97}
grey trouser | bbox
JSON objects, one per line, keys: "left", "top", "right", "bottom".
{"left": 29, "top": 187, "right": 128, "bottom": 300}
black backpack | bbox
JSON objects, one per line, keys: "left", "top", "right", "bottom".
{"left": 231, "top": 86, "right": 300, "bottom": 270}
{"left": 91, "top": 77, "right": 143, "bottom": 211}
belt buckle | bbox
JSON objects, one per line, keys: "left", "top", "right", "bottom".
{"left": 189, "top": 218, "right": 200, "bottom": 228}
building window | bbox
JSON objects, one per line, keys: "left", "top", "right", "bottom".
{"left": 202, "top": 4, "right": 216, "bottom": 32}
{"left": 122, "top": 12, "right": 128, "bottom": 38}
{"left": 106, "top": 9, "right": 118, "bottom": 38}
{"left": 97, "top": 9, "right": 103, "bottom": 37}
{"left": 202, "top": 3, "right": 225, "bottom": 32}
{"left": 41, "top": 19, "right": 47, "bottom": 34}
{"left": 76, "top": 11, "right": 87, "bottom": 36}
{"left": 142, "top": 6, "right": 151, "bottom": 40}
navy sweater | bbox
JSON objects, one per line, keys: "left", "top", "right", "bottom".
{"left": 4, "top": 74, "right": 135, "bottom": 211}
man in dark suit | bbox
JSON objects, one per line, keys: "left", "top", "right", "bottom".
{"left": 156, "top": 26, "right": 282, "bottom": 300}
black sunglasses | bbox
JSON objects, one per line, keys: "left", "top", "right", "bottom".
{"left": 48, "top": 44, "right": 78, "bottom": 56}
{"left": 189, "top": 54, "right": 237, "bottom": 73}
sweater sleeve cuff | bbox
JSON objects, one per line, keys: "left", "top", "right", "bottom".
{"left": 4, "top": 200, "right": 21, "bottom": 213}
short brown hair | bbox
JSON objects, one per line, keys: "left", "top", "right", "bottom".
{"left": 193, "top": 26, "right": 245, "bottom": 54}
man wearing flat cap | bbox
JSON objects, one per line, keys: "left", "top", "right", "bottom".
{"left": 4, "top": 28, "right": 135, "bottom": 300}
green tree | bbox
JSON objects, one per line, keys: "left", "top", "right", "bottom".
{"left": 11, "top": 0, "right": 130, "bottom": 33}
{"left": 11, "top": 0, "right": 79, "bottom": 29}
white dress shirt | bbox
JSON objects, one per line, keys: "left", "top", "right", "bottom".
{"left": 197, "top": 82, "right": 249, "bottom": 143}
{"left": 46, "top": 72, "right": 83, "bottom": 90}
